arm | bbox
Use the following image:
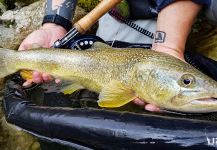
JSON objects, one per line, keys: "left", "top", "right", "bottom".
{"left": 45, "top": 0, "right": 76, "bottom": 22}
{"left": 152, "top": 1, "right": 202, "bottom": 60}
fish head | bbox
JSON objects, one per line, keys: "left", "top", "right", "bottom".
{"left": 132, "top": 59, "right": 217, "bottom": 113}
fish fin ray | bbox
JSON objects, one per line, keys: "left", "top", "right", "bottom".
{"left": 98, "top": 80, "right": 136, "bottom": 108}
{"left": 20, "top": 70, "right": 34, "bottom": 80}
{"left": 60, "top": 81, "right": 84, "bottom": 95}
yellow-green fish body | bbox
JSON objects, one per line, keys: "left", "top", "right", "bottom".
{"left": 1, "top": 43, "right": 217, "bottom": 113}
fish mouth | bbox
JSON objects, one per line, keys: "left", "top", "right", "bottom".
{"left": 191, "top": 97, "right": 217, "bottom": 104}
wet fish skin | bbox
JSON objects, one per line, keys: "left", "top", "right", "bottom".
{"left": 0, "top": 44, "right": 217, "bottom": 113}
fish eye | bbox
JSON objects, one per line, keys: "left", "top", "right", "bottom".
{"left": 180, "top": 74, "right": 195, "bottom": 87}
{"left": 183, "top": 79, "right": 191, "bottom": 85}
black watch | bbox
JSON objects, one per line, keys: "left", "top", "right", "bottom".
{"left": 42, "top": 14, "right": 72, "bottom": 31}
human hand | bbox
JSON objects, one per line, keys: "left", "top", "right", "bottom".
{"left": 19, "top": 23, "right": 67, "bottom": 87}
{"left": 133, "top": 98, "right": 161, "bottom": 112}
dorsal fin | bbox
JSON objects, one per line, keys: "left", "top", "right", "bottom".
{"left": 91, "top": 42, "right": 112, "bottom": 49}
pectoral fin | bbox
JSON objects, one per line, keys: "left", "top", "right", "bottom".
{"left": 60, "top": 81, "right": 84, "bottom": 95}
{"left": 98, "top": 80, "right": 136, "bottom": 108}
{"left": 20, "top": 70, "right": 34, "bottom": 80}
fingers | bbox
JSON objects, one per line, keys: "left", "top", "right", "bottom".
{"left": 32, "top": 71, "right": 43, "bottom": 83}
{"left": 19, "top": 42, "right": 42, "bottom": 51}
{"left": 42, "top": 73, "right": 53, "bottom": 82}
{"left": 145, "top": 104, "right": 162, "bottom": 112}
{"left": 22, "top": 79, "right": 33, "bottom": 87}
{"left": 18, "top": 43, "right": 29, "bottom": 51}
{"left": 133, "top": 98, "right": 146, "bottom": 106}
{"left": 133, "top": 98, "right": 162, "bottom": 113}
{"left": 32, "top": 71, "right": 53, "bottom": 83}
{"left": 22, "top": 71, "right": 54, "bottom": 87}
{"left": 55, "top": 79, "right": 61, "bottom": 84}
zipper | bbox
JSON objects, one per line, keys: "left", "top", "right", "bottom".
{"left": 109, "top": 9, "right": 155, "bottom": 40}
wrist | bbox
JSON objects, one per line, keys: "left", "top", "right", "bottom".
{"left": 42, "top": 23, "right": 67, "bottom": 34}
{"left": 152, "top": 43, "right": 184, "bottom": 60}
{"left": 42, "top": 15, "right": 72, "bottom": 31}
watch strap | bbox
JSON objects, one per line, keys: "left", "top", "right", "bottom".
{"left": 42, "top": 15, "right": 72, "bottom": 31}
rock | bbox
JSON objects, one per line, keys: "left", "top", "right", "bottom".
{"left": 1, "top": 0, "right": 99, "bottom": 12}
{"left": 0, "top": 118, "right": 40, "bottom": 150}
{"left": 0, "top": 2, "right": 6, "bottom": 15}
{"left": 0, "top": 0, "right": 88, "bottom": 49}
{"left": 78, "top": 0, "right": 99, "bottom": 12}
{"left": 12, "top": 0, "right": 39, "bottom": 5}
{"left": 1, "top": 0, "right": 39, "bottom": 10}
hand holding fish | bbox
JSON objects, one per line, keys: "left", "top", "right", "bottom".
{"left": 19, "top": 23, "right": 67, "bottom": 51}
{"left": 16, "top": 1, "right": 203, "bottom": 113}
{"left": 18, "top": 23, "right": 67, "bottom": 86}
{"left": 1, "top": 46, "right": 217, "bottom": 113}
{"left": 18, "top": 23, "right": 163, "bottom": 112}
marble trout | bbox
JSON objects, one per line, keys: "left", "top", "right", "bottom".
{"left": 0, "top": 43, "right": 217, "bottom": 113}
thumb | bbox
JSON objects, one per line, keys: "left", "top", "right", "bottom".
{"left": 18, "top": 43, "right": 42, "bottom": 51}
{"left": 29, "top": 43, "right": 42, "bottom": 49}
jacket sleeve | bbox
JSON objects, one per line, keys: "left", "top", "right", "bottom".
{"left": 156, "top": 0, "right": 211, "bottom": 12}
{"left": 205, "top": 0, "right": 217, "bottom": 25}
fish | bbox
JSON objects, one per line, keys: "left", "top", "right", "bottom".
{"left": 0, "top": 43, "right": 217, "bottom": 113}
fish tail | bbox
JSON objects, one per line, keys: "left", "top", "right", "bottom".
{"left": 0, "top": 48, "right": 17, "bottom": 78}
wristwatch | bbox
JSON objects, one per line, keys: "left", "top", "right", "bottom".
{"left": 42, "top": 14, "right": 72, "bottom": 31}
